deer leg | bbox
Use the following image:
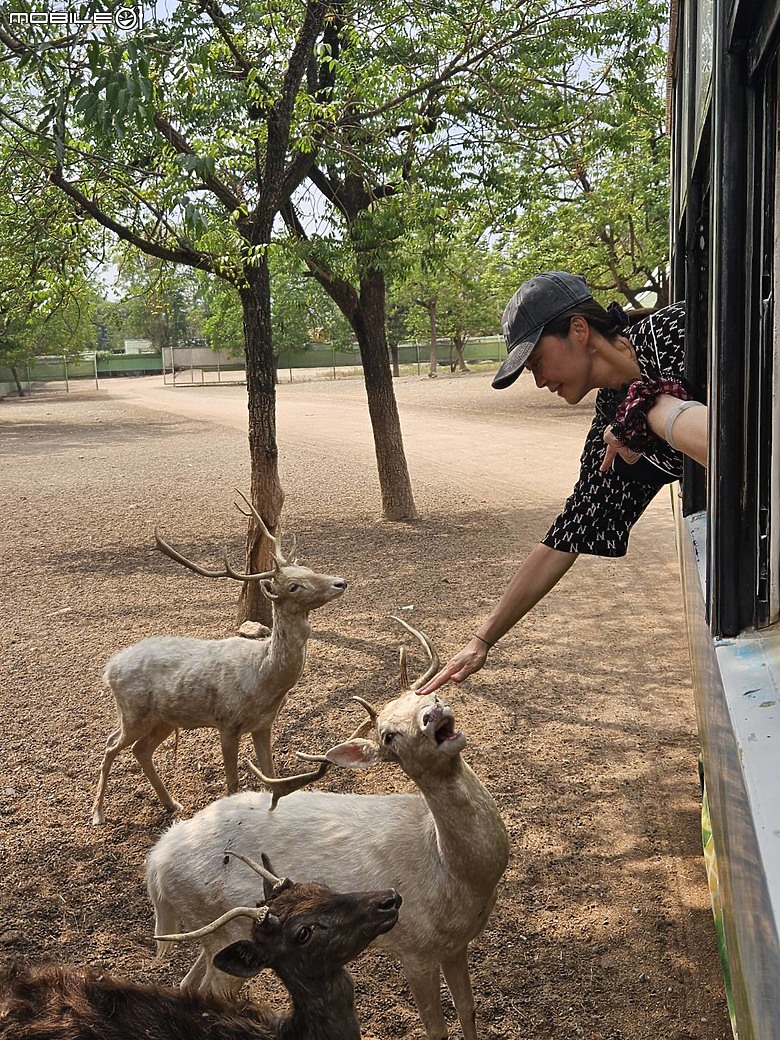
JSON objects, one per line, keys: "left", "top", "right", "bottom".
{"left": 219, "top": 728, "right": 242, "bottom": 793}
{"left": 441, "top": 947, "right": 477, "bottom": 1040}
{"left": 91, "top": 724, "right": 135, "bottom": 826}
{"left": 132, "top": 722, "right": 182, "bottom": 813}
{"left": 180, "top": 951, "right": 207, "bottom": 991}
{"left": 250, "top": 726, "right": 274, "bottom": 778}
{"left": 200, "top": 963, "right": 245, "bottom": 1001}
{"left": 401, "top": 958, "right": 449, "bottom": 1040}
{"left": 184, "top": 948, "right": 245, "bottom": 1000}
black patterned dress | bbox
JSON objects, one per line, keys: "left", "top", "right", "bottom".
{"left": 541, "top": 303, "right": 687, "bottom": 558}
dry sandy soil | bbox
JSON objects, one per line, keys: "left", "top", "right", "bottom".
{"left": 0, "top": 370, "right": 730, "bottom": 1039}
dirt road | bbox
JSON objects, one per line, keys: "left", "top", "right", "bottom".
{"left": 0, "top": 371, "right": 729, "bottom": 1039}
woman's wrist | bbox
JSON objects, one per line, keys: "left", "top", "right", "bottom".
{"left": 647, "top": 396, "right": 703, "bottom": 449}
{"left": 611, "top": 376, "right": 692, "bottom": 452}
{"left": 473, "top": 633, "right": 496, "bottom": 649}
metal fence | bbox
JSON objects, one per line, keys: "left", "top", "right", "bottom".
{"left": 2, "top": 355, "right": 99, "bottom": 395}
{"left": 1, "top": 336, "right": 505, "bottom": 396}
{"left": 0, "top": 353, "right": 171, "bottom": 396}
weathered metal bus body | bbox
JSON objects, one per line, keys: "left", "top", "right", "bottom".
{"left": 669, "top": 1, "right": 780, "bottom": 1036}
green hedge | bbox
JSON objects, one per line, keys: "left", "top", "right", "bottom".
{"left": 278, "top": 335, "right": 504, "bottom": 369}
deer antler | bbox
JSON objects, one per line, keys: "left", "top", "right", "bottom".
{"left": 391, "top": 615, "right": 440, "bottom": 690}
{"left": 234, "top": 489, "right": 290, "bottom": 567}
{"left": 154, "top": 905, "right": 270, "bottom": 942}
{"left": 154, "top": 529, "right": 277, "bottom": 582}
{"left": 352, "top": 695, "right": 379, "bottom": 721}
{"left": 399, "top": 646, "right": 409, "bottom": 690}
{"left": 249, "top": 759, "right": 332, "bottom": 811}
{"left": 223, "top": 848, "right": 289, "bottom": 893}
{"left": 248, "top": 715, "right": 375, "bottom": 809}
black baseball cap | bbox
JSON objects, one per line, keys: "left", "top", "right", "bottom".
{"left": 492, "top": 272, "right": 592, "bottom": 390}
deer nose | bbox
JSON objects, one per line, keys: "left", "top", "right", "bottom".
{"left": 379, "top": 890, "right": 402, "bottom": 910}
{"left": 332, "top": 579, "right": 347, "bottom": 590}
{"left": 422, "top": 699, "right": 441, "bottom": 727}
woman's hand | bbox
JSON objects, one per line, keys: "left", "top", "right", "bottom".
{"left": 415, "top": 637, "right": 489, "bottom": 695}
{"left": 600, "top": 425, "right": 641, "bottom": 473}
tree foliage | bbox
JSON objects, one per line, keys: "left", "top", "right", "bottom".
{"left": 200, "top": 251, "right": 354, "bottom": 359}
{"left": 104, "top": 255, "right": 208, "bottom": 352}
{"left": 0, "top": 0, "right": 671, "bottom": 523}
{"left": 0, "top": 141, "right": 99, "bottom": 389}
{"left": 268, "top": 0, "right": 670, "bottom": 432}
{"left": 1, "top": 1, "right": 340, "bottom": 617}
{"left": 391, "top": 214, "right": 504, "bottom": 373}
{"left": 491, "top": 0, "right": 671, "bottom": 303}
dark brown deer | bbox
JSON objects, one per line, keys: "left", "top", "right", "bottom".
{"left": 0, "top": 852, "right": 400, "bottom": 1040}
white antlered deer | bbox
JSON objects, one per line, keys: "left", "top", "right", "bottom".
{"left": 0, "top": 851, "right": 401, "bottom": 1040}
{"left": 146, "top": 619, "right": 510, "bottom": 1040}
{"left": 91, "top": 493, "right": 346, "bottom": 825}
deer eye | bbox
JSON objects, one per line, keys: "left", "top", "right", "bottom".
{"left": 287, "top": 583, "right": 299, "bottom": 593}
{"left": 382, "top": 731, "right": 395, "bottom": 745}
{"left": 295, "top": 925, "right": 312, "bottom": 944}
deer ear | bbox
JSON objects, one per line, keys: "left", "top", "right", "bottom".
{"left": 260, "top": 579, "right": 280, "bottom": 602}
{"left": 326, "top": 738, "right": 380, "bottom": 769}
{"left": 213, "top": 940, "right": 269, "bottom": 978}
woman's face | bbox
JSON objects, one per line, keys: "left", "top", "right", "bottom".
{"left": 525, "top": 317, "right": 594, "bottom": 404}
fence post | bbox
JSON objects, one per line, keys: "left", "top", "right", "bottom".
{"left": 94, "top": 353, "right": 99, "bottom": 389}
{"left": 63, "top": 355, "right": 70, "bottom": 392}
{"left": 416, "top": 342, "right": 420, "bottom": 376}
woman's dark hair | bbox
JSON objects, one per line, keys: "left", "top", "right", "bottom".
{"left": 542, "top": 298, "right": 650, "bottom": 339}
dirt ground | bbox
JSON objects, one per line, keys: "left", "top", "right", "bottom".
{"left": 0, "top": 370, "right": 731, "bottom": 1040}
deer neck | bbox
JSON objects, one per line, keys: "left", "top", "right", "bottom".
{"left": 276, "top": 967, "right": 360, "bottom": 1040}
{"left": 416, "top": 758, "right": 509, "bottom": 886}
{"left": 268, "top": 606, "right": 311, "bottom": 669}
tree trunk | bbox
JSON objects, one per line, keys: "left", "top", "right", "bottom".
{"left": 389, "top": 339, "right": 400, "bottom": 377}
{"left": 427, "top": 298, "right": 438, "bottom": 378}
{"left": 453, "top": 336, "right": 468, "bottom": 372}
{"left": 353, "top": 268, "right": 418, "bottom": 520}
{"left": 10, "top": 366, "right": 25, "bottom": 396}
{"left": 298, "top": 252, "right": 419, "bottom": 521}
{"left": 237, "top": 260, "right": 286, "bottom": 626}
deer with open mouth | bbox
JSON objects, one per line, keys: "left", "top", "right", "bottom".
{"left": 146, "top": 618, "right": 510, "bottom": 1040}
